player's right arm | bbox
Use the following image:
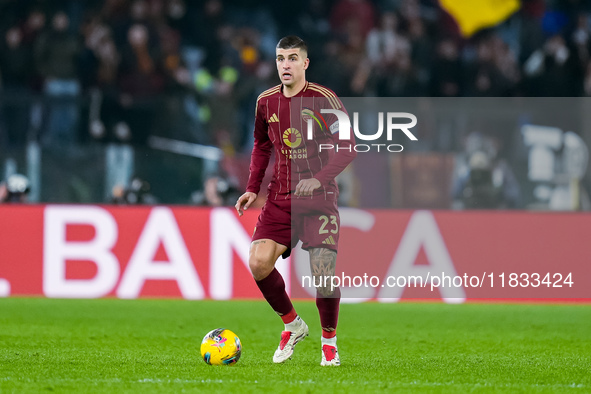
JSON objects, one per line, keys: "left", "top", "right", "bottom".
{"left": 235, "top": 191, "right": 257, "bottom": 217}
{"left": 236, "top": 95, "right": 272, "bottom": 216}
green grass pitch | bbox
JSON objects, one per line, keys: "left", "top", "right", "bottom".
{"left": 1, "top": 298, "right": 590, "bottom": 393}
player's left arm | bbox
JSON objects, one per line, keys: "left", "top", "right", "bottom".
{"left": 312, "top": 129, "right": 356, "bottom": 185}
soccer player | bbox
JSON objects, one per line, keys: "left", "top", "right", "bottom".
{"left": 235, "top": 35, "right": 356, "bottom": 366}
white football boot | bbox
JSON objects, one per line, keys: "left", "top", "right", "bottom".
{"left": 272, "top": 317, "right": 309, "bottom": 363}
{"left": 320, "top": 336, "right": 340, "bottom": 366}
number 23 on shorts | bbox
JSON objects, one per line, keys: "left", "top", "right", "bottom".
{"left": 318, "top": 215, "right": 338, "bottom": 234}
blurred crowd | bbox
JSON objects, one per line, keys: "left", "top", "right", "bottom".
{"left": 1, "top": 0, "right": 591, "bottom": 207}
{"left": 1, "top": 0, "right": 591, "bottom": 152}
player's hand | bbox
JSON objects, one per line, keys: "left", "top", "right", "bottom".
{"left": 235, "top": 192, "right": 257, "bottom": 217}
{"left": 294, "top": 178, "right": 321, "bottom": 197}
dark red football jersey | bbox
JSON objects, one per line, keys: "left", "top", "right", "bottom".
{"left": 246, "top": 82, "right": 356, "bottom": 201}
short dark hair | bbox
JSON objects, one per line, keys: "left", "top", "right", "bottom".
{"left": 276, "top": 35, "right": 308, "bottom": 54}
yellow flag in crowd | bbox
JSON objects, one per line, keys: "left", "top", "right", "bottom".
{"left": 439, "top": 0, "right": 521, "bottom": 37}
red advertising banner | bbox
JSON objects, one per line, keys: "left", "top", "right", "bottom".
{"left": 293, "top": 209, "right": 591, "bottom": 301}
{"left": 0, "top": 205, "right": 589, "bottom": 301}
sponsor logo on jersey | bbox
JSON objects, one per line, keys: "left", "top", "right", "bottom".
{"left": 282, "top": 128, "right": 308, "bottom": 159}
{"left": 282, "top": 128, "right": 302, "bottom": 149}
{"left": 302, "top": 108, "right": 328, "bottom": 131}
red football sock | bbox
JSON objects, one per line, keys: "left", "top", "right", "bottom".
{"left": 316, "top": 287, "right": 340, "bottom": 338}
{"left": 255, "top": 268, "right": 296, "bottom": 323}
{"left": 281, "top": 308, "right": 297, "bottom": 324}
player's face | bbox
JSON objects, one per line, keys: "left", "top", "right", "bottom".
{"left": 276, "top": 48, "right": 309, "bottom": 87}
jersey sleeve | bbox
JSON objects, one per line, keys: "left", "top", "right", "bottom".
{"left": 245, "top": 97, "right": 272, "bottom": 194}
{"left": 313, "top": 95, "right": 357, "bottom": 186}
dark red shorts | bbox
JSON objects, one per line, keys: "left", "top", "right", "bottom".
{"left": 252, "top": 197, "right": 340, "bottom": 258}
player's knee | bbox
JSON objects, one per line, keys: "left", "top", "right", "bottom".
{"left": 249, "top": 252, "right": 274, "bottom": 281}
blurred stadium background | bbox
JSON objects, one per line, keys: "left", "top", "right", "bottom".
{"left": 1, "top": 0, "right": 591, "bottom": 210}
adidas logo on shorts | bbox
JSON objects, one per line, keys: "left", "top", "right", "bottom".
{"left": 322, "top": 236, "right": 336, "bottom": 245}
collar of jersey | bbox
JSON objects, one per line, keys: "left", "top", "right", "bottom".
{"left": 281, "top": 81, "right": 309, "bottom": 98}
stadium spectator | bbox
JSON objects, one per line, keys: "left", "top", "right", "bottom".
{"left": 571, "top": 13, "right": 590, "bottom": 70}
{"left": 21, "top": 8, "right": 47, "bottom": 49}
{"left": 465, "top": 35, "right": 518, "bottom": 96}
{"left": 292, "top": 0, "right": 332, "bottom": 61}
{"left": 116, "top": 23, "right": 165, "bottom": 143}
{"left": 165, "top": 0, "right": 196, "bottom": 45}
{"left": 35, "top": 11, "right": 82, "bottom": 146}
{"left": 523, "top": 34, "right": 580, "bottom": 96}
{"left": 306, "top": 38, "right": 350, "bottom": 96}
{"left": 80, "top": 17, "right": 121, "bottom": 90}
{"left": 0, "top": 26, "right": 35, "bottom": 90}
{"left": 330, "top": 0, "right": 376, "bottom": 40}
{"left": 431, "top": 37, "right": 462, "bottom": 96}
{"left": 366, "top": 12, "right": 412, "bottom": 96}
{"left": 119, "top": 23, "right": 164, "bottom": 97}
{"left": 407, "top": 16, "right": 432, "bottom": 95}
{"left": 194, "top": 0, "right": 227, "bottom": 74}
{"left": 0, "top": 26, "right": 36, "bottom": 146}
{"left": 341, "top": 28, "right": 371, "bottom": 96}
{"left": 205, "top": 65, "right": 242, "bottom": 154}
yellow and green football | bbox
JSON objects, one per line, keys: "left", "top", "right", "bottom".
{"left": 200, "top": 328, "right": 242, "bottom": 365}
